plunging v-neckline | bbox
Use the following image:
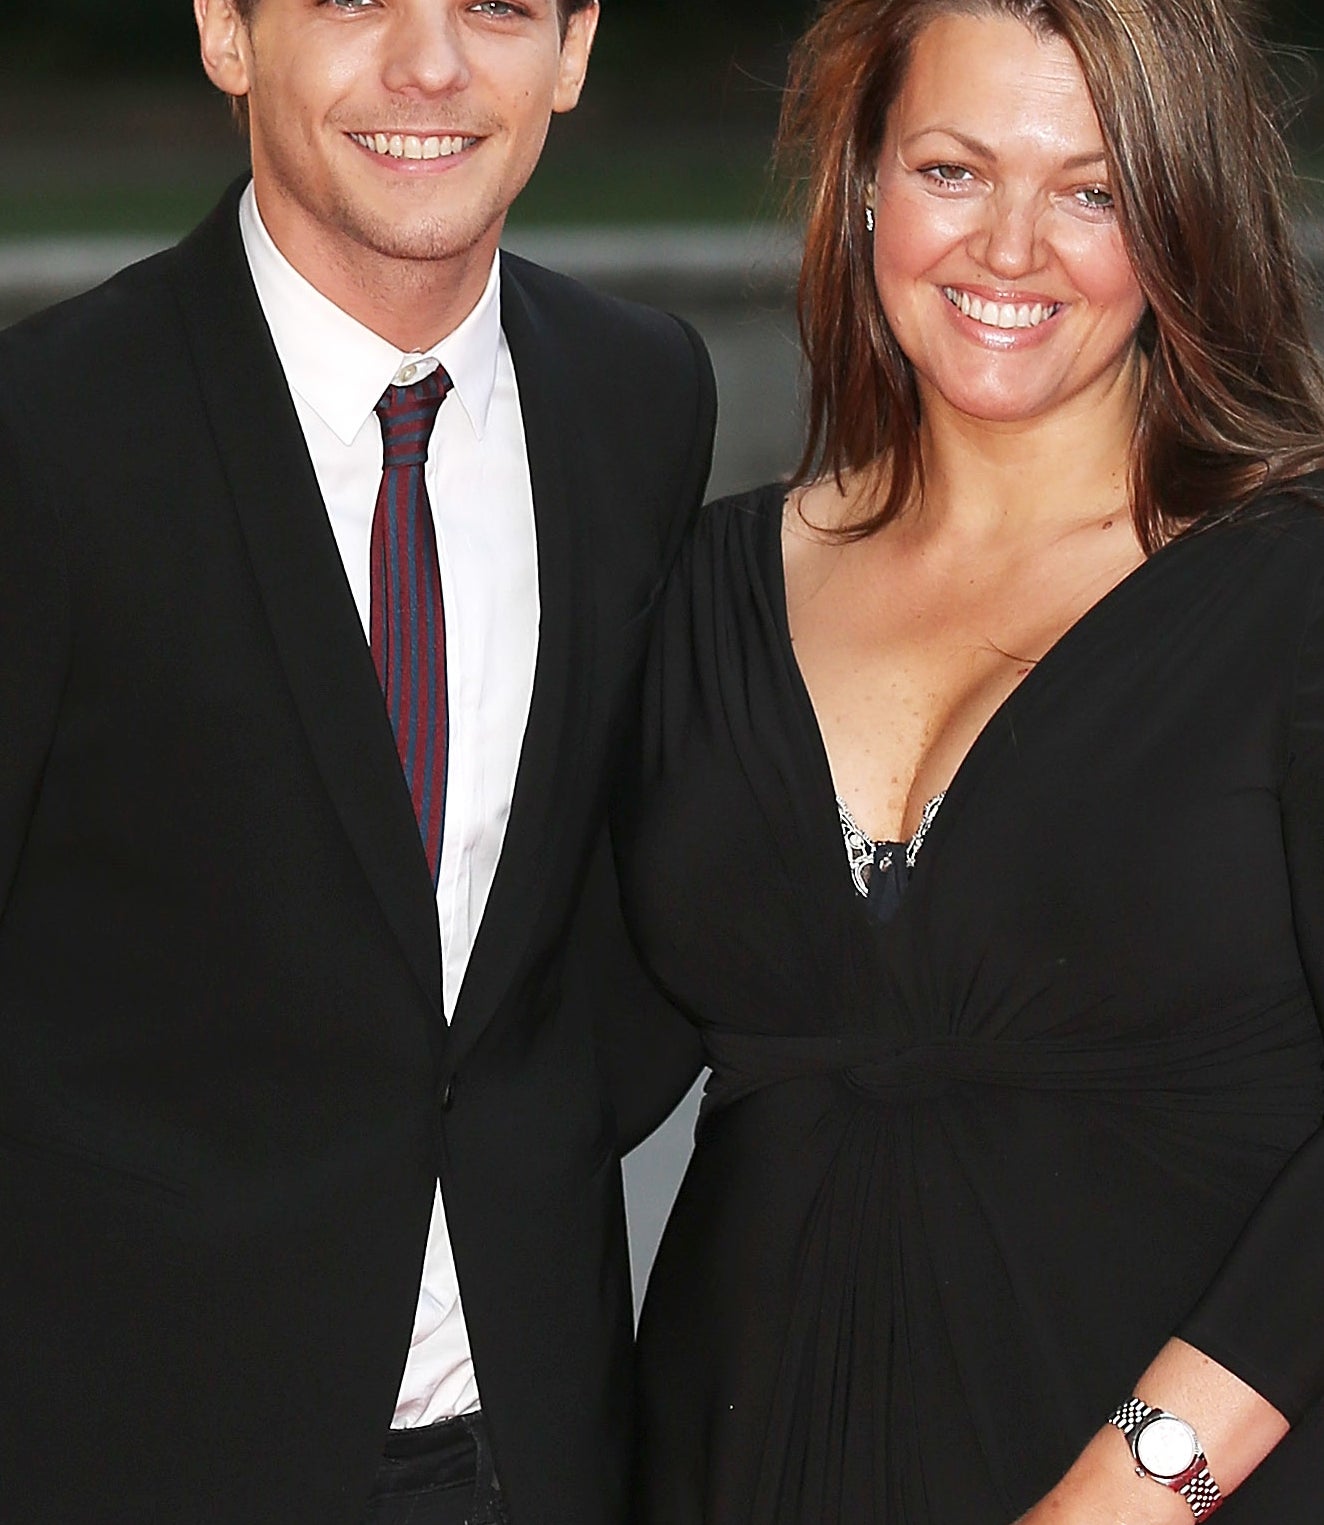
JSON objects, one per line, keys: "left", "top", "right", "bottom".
{"left": 768, "top": 484, "right": 1173, "bottom": 907}
{"left": 839, "top": 792, "right": 946, "bottom": 898}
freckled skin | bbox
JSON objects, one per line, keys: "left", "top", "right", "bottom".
{"left": 783, "top": 15, "right": 1150, "bottom": 844}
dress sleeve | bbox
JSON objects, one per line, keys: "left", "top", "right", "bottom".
{"left": 0, "top": 410, "right": 70, "bottom": 916}
{"left": 1178, "top": 564, "right": 1324, "bottom": 1423}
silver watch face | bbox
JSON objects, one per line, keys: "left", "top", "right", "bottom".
{"left": 1134, "top": 1415, "right": 1199, "bottom": 1481}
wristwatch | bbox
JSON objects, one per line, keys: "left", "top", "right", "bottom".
{"left": 1108, "top": 1398, "right": 1223, "bottom": 1518}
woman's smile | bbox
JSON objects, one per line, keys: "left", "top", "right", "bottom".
{"left": 872, "top": 13, "right": 1147, "bottom": 429}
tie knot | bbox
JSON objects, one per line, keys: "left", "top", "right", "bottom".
{"left": 375, "top": 368, "right": 452, "bottom": 468}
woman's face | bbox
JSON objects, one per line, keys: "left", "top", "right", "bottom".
{"left": 871, "top": 12, "right": 1147, "bottom": 430}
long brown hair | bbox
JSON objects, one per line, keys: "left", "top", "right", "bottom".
{"left": 780, "top": 0, "right": 1324, "bottom": 550}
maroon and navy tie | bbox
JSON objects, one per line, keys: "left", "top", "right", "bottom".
{"left": 370, "top": 368, "right": 452, "bottom": 887}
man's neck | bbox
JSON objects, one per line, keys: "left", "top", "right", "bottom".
{"left": 253, "top": 187, "right": 501, "bottom": 353}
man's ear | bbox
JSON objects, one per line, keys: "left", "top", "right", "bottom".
{"left": 553, "top": 2, "right": 600, "bottom": 116}
{"left": 196, "top": 0, "right": 255, "bottom": 103}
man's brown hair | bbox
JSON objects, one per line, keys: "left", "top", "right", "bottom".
{"left": 780, "top": 0, "right": 1324, "bottom": 552}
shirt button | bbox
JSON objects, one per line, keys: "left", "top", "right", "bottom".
{"left": 397, "top": 361, "right": 419, "bottom": 385}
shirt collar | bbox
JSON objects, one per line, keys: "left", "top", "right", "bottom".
{"left": 238, "top": 182, "right": 501, "bottom": 446}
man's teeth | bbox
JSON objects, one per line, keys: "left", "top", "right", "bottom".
{"left": 350, "top": 132, "right": 474, "bottom": 161}
{"left": 942, "top": 287, "right": 1061, "bottom": 329}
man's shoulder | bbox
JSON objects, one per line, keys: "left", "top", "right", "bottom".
{"left": 0, "top": 243, "right": 189, "bottom": 401}
{"left": 0, "top": 184, "right": 245, "bottom": 405}
{"left": 498, "top": 251, "right": 717, "bottom": 539}
{"left": 499, "top": 250, "right": 707, "bottom": 379}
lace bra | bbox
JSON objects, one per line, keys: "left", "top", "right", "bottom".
{"left": 838, "top": 793, "right": 945, "bottom": 925}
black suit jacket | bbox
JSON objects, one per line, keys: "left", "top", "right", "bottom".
{"left": 0, "top": 181, "right": 714, "bottom": 1524}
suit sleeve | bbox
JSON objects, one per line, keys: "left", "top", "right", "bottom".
{"left": 1178, "top": 565, "right": 1324, "bottom": 1423}
{"left": 567, "top": 823, "right": 704, "bottom": 1153}
{"left": 0, "top": 409, "right": 70, "bottom": 916}
{"left": 581, "top": 314, "right": 715, "bottom": 1152}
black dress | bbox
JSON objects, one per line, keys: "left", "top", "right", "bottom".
{"left": 617, "top": 483, "right": 1324, "bottom": 1523}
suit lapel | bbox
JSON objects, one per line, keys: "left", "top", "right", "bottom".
{"left": 167, "top": 186, "right": 444, "bottom": 1018}
{"left": 446, "top": 258, "right": 590, "bottom": 1059}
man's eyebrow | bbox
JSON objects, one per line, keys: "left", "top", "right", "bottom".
{"left": 901, "top": 127, "right": 1108, "bottom": 171}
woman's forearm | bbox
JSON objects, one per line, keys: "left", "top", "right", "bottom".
{"left": 1016, "top": 1338, "right": 1288, "bottom": 1524}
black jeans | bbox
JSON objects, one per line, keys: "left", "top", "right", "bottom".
{"left": 361, "top": 1412, "right": 509, "bottom": 1525}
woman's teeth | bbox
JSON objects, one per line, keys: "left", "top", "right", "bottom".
{"left": 942, "top": 287, "right": 1062, "bottom": 329}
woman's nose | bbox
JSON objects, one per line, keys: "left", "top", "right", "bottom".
{"left": 973, "top": 192, "right": 1043, "bottom": 278}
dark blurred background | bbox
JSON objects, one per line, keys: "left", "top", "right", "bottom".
{"left": 8, "top": 0, "right": 1324, "bottom": 86}
{"left": 2, "top": 0, "right": 1323, "bottom": 237}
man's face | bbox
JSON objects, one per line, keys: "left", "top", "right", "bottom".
{"left": 197, "top": 0, "right": 596, "bottom": 283}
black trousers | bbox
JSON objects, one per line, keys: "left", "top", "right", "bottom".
{"left": 361, "top": 1413, "right": 509, "bottom": 1525}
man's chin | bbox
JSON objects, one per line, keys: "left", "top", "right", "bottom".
{"left": 331, "top": 207, "right": 504, "bottom": 269}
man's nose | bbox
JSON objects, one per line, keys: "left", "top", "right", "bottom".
{"left": 381, "top": 6, "right": 472, "bottom": 96}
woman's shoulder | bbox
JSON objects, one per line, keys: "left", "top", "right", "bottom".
{"left": 1143, "top": 475, "right": 1324, "bottom": 672}
{"left": 1175, "top": 472, "right": 1324, "bottom": 580}
{"left": 653, "top": 483, "right": 791, "bottom": 638}
{"left": 689, "top": 476, "right": 863, "bottom": 556}
{"left": 678, "top": 480, "right": 789, "bottom": 568}
{"left": 1226, "top": 472, "right": 1324, "bottom": 545}
{"left": 701, "top": 480, "right": 791, "bottom": 524}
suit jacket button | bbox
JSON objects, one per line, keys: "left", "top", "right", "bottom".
{"left": 440, "top": 1078, "right": 456, "bottom": 1113}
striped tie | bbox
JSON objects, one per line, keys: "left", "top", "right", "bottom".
{"left": 370, "top": 369, "right": 452, "bottom": 887}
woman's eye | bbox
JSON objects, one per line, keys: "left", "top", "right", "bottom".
{"left": 1075, "top": 185, "right": 1115, "bottom": 211}
{"left": 921, "top": 164, "right": 974, "bottom": 189}
{"left": 471, "top": 1, "right": 524, "bottom": 14}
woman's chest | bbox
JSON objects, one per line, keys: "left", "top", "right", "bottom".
{"left": 623, "top": 513, "right": 1311, "bottom": 1038}
{"left": 783, "top": 523, "right": 1145, "bottom": 844}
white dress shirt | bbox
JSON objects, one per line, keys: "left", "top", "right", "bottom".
{"left": 239, "top": 186, "right": 540, "bottom": 1426}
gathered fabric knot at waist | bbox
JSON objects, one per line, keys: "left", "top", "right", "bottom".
{"left": 701, "top": 1031, "right": 1038, "bottom": 1119}
{"left": 697, "top": 998, "right": 1324, "bottom": 1126}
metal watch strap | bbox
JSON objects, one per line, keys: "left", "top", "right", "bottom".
{"left": 1109, "top": 1396, "right": 1152, "bottom": 1438}
{"left": 1179, "top": 1466, "right": 1223, "bottom": 1518}
{"left": 1108, "top": 1398, "right": 1224, "bottom": 1520}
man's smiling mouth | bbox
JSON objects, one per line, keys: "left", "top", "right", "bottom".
{"left": 349, "top": 133, "right": 479, "bottom": 161}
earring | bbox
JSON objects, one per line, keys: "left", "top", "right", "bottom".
{"left": 865, "top": 201, "right": 875, "bottom": 233}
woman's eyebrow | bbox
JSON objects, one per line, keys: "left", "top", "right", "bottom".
{"left": 901, "top": 127, "right": 1108, "bottom": 173}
